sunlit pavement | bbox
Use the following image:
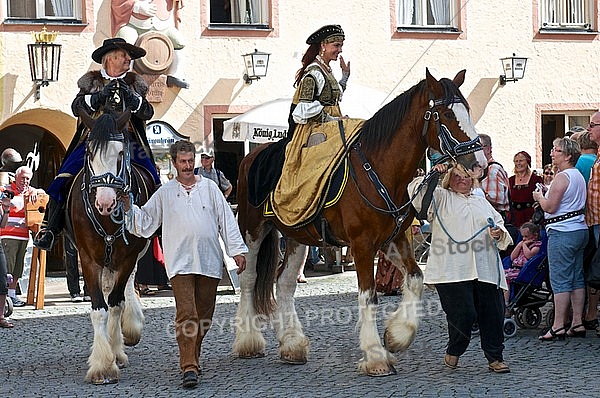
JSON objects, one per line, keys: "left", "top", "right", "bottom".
{"left": 2, "top": 269, "right": 599, "bottom": 397}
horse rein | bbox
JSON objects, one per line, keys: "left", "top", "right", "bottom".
{"left": 341, "top": 92, "right": 482, "bottom": 250}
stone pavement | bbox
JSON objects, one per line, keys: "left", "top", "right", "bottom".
{"left": 2, "top": 269, "right": 600, "bottom": 398}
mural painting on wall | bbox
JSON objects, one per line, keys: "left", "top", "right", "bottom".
{"left": 111, "top": 0, "right": 189, "bottom": 103}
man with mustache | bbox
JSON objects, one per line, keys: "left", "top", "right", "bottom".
{"left": 120, "top": 140, "right": 247, "bottom": 388}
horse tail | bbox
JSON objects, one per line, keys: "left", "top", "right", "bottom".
{"left": 253, "top": 229, "right": 279, "bottom": 315}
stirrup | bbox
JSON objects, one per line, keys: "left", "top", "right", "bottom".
{"left": 33, "top": 229, "right": 55, "bottom": 251}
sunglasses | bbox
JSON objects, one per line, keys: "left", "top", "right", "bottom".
{"left": 589, "top": 122, "right": 600, "bottom": 129}
{"left": 544, "top": 172, "right": 554, "bottom": 176}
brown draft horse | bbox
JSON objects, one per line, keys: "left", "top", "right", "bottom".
{"left": 233, "top": 69, "right": 488, "bottom": 376}
{"left": 67, "top": 109, "right": 155, "bottom": 384}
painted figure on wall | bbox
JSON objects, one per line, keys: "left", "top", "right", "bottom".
{"left": 111, "top": 0, "right": 189, "bottom": 88}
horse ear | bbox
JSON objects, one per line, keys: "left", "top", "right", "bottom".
{"left": 453, "top": 70, "right": 467, "bottom": 87}
{"left": 425, "top": 68, "right": 437, "bottom": 84}
{"left": 78, "top": 108, "right": 95, "bottom": 130}
{"left": 116, "top": 109, "right": 132, "bottom": 130}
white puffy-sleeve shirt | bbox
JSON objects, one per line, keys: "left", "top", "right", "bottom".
{"left": 125, "top": 176, "right": 248, "bottom": 279}
{"left": 409, "top": 177, "right": 511, "bottom": 289}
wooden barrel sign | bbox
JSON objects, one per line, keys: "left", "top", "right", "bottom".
{"left": 134, "top": 32, "right": 174, "bottom": 75}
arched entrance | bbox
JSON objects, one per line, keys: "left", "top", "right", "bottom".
{"left": 0, "top": 109, "right": 76, "bottom": 271}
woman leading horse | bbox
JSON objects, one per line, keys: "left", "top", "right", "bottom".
{"left": 233, "top": 68, "right": 486, "bottom": 377}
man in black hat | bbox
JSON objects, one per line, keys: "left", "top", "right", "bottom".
{"left": 34, "top": 38, "right": 160, "bottom": 251}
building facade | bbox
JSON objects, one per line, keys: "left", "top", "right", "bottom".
{"left": 0, "top": 0, "right": 599, "bottom": 192}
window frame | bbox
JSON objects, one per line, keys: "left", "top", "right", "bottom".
{"left": 207, "top": 0, "right": 271, "bottom": 31}
{"left": 4, "top": 0, "right": 82, "bottom": 23}
{"left": 395, "top": 0, "right": 460, "bottom": 33}
{"left": 538, "top": 0, "right": 595, "bottom": 32}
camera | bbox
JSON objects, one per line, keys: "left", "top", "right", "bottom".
{"left": 535, "top": 183, "right": 545, "bottom": 192}
{"left": 0, "top": 190, "right": 14, "bottom": 200}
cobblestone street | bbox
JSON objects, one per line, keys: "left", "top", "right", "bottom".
{"left": 2, "top": 269, "right": 599, "bottom": 397}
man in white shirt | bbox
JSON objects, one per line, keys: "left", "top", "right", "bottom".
{"left": 121, "top": 140, "right": 247, "bottom": 388}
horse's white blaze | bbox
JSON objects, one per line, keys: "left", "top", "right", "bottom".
{"left": 453, "top": 103, "right": 487, "bottom": 169}
{"left": 90, "top": 141, "right": 123, "bottom": 215}
{"left": 357, "top": 290, "right": 396, "bottom": 374}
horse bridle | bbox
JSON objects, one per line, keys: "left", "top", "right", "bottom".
{"left": 422, "top": 96, "right": 482, "bottom": 164}
{"left": 81, "top": 131, "right": 132, "bottom": 265}
{"left": 344, "top": 92, "right": 483, "bottom": 250}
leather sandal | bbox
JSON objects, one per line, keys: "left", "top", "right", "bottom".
{"left": 444, "top": 354, "right": 459, "bottom": 369}
{"left": 539, "top": 326, "right": 566, "bottom": 341}
{"left": 0, "top": 318, "right": 14, "bottom": 328}
{"left": 488, "top": 360, "right": 510, "bottom": 373}
{"left": 566, "top": 324, "right": 586, "bottom": 338}
{"left": 582, "top": 318, "right": 599, "bottom": 330}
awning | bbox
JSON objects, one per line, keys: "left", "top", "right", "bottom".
{"left": 222, "top": 84, "right": 391, "bottom": 143}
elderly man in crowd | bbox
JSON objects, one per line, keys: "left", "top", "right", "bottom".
{"left": 1, "top": 166, "right": 45, "bottom": 307}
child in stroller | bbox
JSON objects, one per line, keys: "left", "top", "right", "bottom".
{"left": 504, "top": 223, "right": 543, "bottom": 309}
{"left": 502, "top": 223, "right": 551, "bottom": 337}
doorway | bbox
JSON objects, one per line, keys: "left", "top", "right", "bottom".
{"left": 213, "top": 118, "right": 245, "bottom": 203}
{"left": 1, "top": 124, "right": 66, "bottom": 271}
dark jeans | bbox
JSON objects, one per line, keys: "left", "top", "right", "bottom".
{"left": 65, "top": 239, "right": 87, "bottom": 296}
{"left": 435, "top": 280, "right": 505, "bottom": 363}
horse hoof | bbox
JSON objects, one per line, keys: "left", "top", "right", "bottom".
{"left": 280, "top": 355, "right": 307, "bottom": 365}
{"left": 280, "top": 355, "right": 308, "bottom": 365}
{"left": 239, "top": 352, "right": 265, "bottom": 359}
{"left": 91, "top": 377, "right": 119, "bottom": 385}
{"left": 367, "top": 364, "right": 397, "bottom": 377}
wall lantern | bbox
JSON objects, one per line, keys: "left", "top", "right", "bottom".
{"left": 242, "top": 49, "right": 270, "bottom": 85}
{"left": 499, "top": 54, "right": 528, "bottom": 86}
{"left": 28, "top": 26, "right": 62, "bottom": 100}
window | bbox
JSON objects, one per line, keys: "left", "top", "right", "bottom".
{"left": 209, "top": 0, "right": 269, "bottom": 27}
{"left": 7, "top": 0, "right": 80, "bottom": 20}
{"left": 539, "top": 0, "right": 593, "bottom": 30}
{"left": 397, "top": 0, "right": 458, "bottom": 30}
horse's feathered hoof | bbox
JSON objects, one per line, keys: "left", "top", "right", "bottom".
{"left": 91, "top": 377, "right": 119, "bottom": 385}
{"left": 367, "top": 364, "right": 397, "bottom": 377}
{"left": 238, "top": 352, "right": 265, "bottom": 359}
{"left": 280, "top": 355, "right": 307, "bottom": 365}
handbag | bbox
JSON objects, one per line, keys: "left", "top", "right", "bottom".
{"left": 531, "top": 204, "right": 545, "bottom": 225}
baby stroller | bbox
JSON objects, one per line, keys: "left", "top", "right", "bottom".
{"left": 502, "top": 229, "right": 552, "bottom": 338}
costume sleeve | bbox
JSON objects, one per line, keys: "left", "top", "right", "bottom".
{"left": 212, "top": 185, "right": 247, "bottom": 257}
{"left": 125, "top": 190, "right": 163, "bottom": 238}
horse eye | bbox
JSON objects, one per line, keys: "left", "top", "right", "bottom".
{"left": 443, "top": 110, "right": 456, "bottom": 119}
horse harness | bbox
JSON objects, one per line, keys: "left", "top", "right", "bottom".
{"left": 82, "top": 130, "right": 133, "bottom": 265}
{"left": 337, "top": 93, "right": 482, "bottom": 250}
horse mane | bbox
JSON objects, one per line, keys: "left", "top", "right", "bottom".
{"left": 87, "top": 111, "right": 120, "bottom": 156}
{"left": 359, "top": 77, "right": 469, "bottom": 152}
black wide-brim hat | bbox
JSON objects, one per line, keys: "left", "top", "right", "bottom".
{"left": 306, "top": 25, "right": 345, "bottom": 45}
{"left": 91, "top": 38, "right": 147, "bottom": 64}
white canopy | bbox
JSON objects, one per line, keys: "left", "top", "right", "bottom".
{"left": 222, "top": 84, "right": 392, "bottom": 143}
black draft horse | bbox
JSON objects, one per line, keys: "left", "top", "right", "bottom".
{"left": 232, "top": 69, "right": 487, "bottom": 376}
{"left": 67, "top": 109, "right": 155, "bottom": 384}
